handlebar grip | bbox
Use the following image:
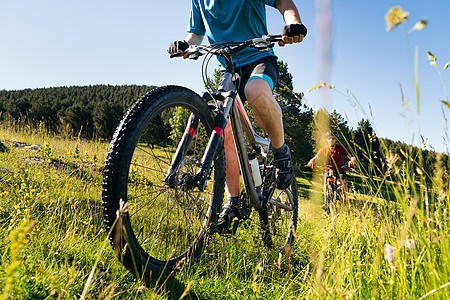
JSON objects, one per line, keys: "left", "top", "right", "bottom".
{"left": 169, "top": 51, "right": 185, "bottom": 59}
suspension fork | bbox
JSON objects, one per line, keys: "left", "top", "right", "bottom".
{"left": 163, "top": 109, "right": 228, "bottom": 190}
{"left": 164, "top": 113, "right": 200, "bottom": 187}
{"left": 164, "top": 87, "right": 236, "bottom": 192}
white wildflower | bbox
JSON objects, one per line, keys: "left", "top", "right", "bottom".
{"left": 384, "top": 244, "right": 395, "bottom": 267}
{"left": 404, "top": 239, "right": 416, "bottom": 249}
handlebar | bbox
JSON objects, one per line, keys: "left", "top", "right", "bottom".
{"left": 315, "top": 165, "right": 347, "bottom": 170}
{"left": 311, "top": 164, "right": 357, "bottom": 174}
{"left": 169, "top": 34, "right": 284, "bottom": 59}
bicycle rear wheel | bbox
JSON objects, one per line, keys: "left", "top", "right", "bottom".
{"left": 260, "top": 174, "right": 298, "bottom": 250}
{"left": 102, "top": 85, "right": 225, "bottom": 277}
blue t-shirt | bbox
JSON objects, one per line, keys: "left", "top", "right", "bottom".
{"left": 188, "top": 0, "right": 278, "bottom": 67}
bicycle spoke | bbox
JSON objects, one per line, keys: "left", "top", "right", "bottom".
{"left": 128, "top": 188, "right": 167, "bottom": 218}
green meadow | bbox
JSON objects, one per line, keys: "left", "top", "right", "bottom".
{"left": 1, "top": 113, "right": 449, "bottom": 299}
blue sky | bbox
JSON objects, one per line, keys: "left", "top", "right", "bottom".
{"left": 1, "top": 0, "right": 449, "bottom": 153}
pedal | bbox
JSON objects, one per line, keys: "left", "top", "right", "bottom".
{"left": 216, "top": 217, "right": 239, "bottom": 235}
{"left": 231, "top": 219, "right": 240, "bottom": 235}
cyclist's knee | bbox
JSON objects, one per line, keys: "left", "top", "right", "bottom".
{"left": 244, "top": 79, "right": 274, "bottom": 104}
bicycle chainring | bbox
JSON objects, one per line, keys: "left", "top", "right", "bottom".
{"left": 237, "top": 191, "right": 252, "bottom": 220}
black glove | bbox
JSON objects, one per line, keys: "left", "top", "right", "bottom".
{"left": 282, "top": 24, "right": 307, "bottom": 38}
{"left": 168, "top": 40, "right": 189, "bottom": 54}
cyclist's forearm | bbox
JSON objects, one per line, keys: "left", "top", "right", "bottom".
{"left": 276, "top": 0, "right": 302, "bottom": 25}
{"left": 309, "top": 156, "right": 318, "bottom": 164}
{"left": 185, "top": 33, "right": 204, "bottom": 45}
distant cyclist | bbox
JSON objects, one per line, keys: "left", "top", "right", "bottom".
{"left": 307, "top": 130, "right": 356, "bottom": 193}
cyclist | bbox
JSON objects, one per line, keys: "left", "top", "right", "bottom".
{"left": 307, "top": 130, "right": 356, "bottom": 194}
{"left": 168, "top": 0, "right": 307, "bottom": 232}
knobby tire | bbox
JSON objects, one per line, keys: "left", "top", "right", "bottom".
{"left": 102, "top": 86, "right": 225, "bottom": 277}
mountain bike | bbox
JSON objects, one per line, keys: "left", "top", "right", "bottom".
{"left": 102, "top": 35, "right": 298, "bottom": 278}
{"left": 322, "top": 165, "right": 346, "bottom": 209}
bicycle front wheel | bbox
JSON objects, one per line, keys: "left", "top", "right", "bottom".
{"left": 323, "top": 175, "right": 333, "bottom": 206}
{"left": 102, "top": 85, "right": 225, "bottom": 277}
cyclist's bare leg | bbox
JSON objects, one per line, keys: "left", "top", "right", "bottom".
{"left": 216, "top": 120, "right": 241, "bottom": 232}
{"left": 223, "top": 120, "right": 240, "bottom": 198}
{"left": 245, "top": 78, "right": 294, "bottom": 190}
{"left": 244, "top": 78, "right": 284, "bottom": 148}
{"left": 223, "top": 75, "right": 287, "bottom": 197}
{"left": 222, "top": 79, "right": 283, "bottom": 198}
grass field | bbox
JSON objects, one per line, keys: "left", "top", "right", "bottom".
{"left": 1, "top": 122, "right": 449, "bottom": 299}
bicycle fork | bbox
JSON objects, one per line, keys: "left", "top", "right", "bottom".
{"left": 163, "top": 110, "right": 227, "bottom": 190}
{"left": 164, "top": 113, "right": 199, "bottom": 187}
{"left": 163, "top": 90, "right": 234, "bottom": 190}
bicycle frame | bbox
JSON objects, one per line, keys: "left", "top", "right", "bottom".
{"left": 324, "top": 165, "right": 345, "bottom": 185}
{"left": 165, "top": 35, "right": 287, "bottom": 211}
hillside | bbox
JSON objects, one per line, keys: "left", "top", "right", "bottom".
{"left": 0, "top": 85, "right": 155, "bottom": 140}
{"left": 1, "top": 84, "right": 448, "bottom": 179}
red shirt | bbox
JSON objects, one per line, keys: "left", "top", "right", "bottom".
{"left": 317, "top": 144, "right": 349, "bottom": 173}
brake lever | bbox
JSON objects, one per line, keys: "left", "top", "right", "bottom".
{"left": 251, "top": 35, "right": 282, "bottom": 50}
{"left": 187, "top": 46, "right": 202, "bottom": 60}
